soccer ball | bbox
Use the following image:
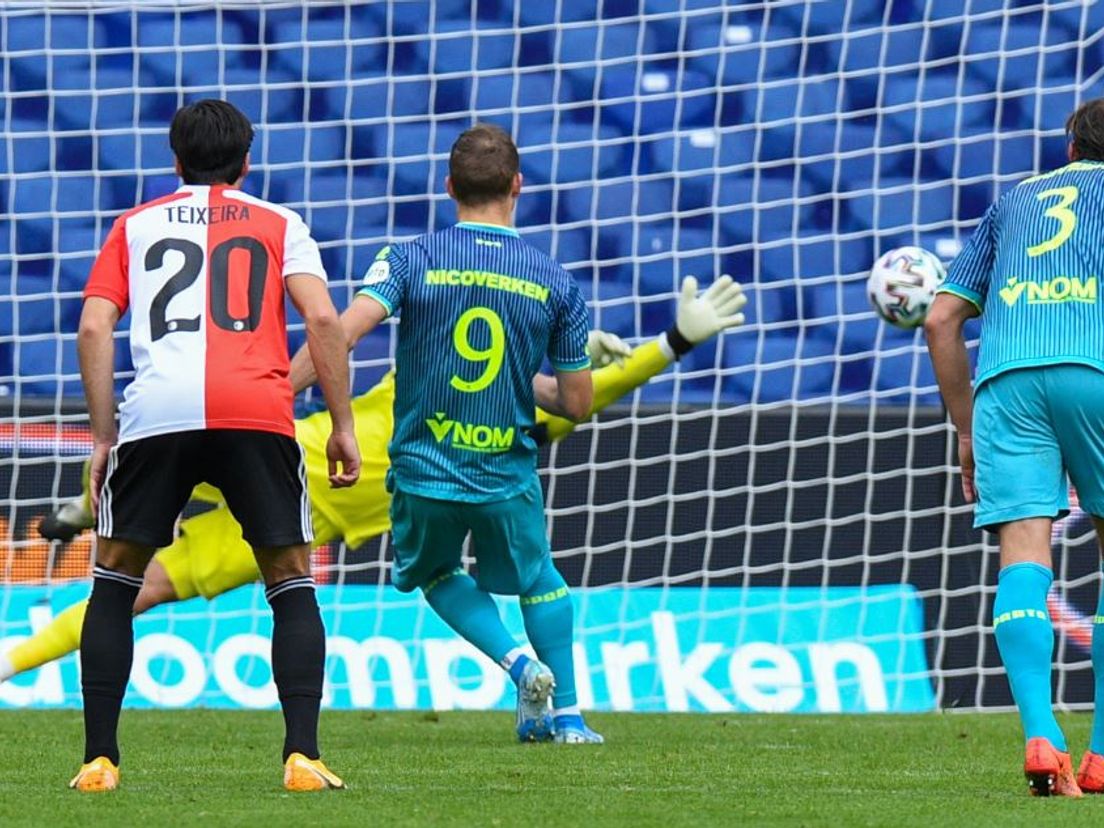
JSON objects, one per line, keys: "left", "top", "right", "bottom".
{"left": 866, "top": 246, "right": 947, "bottom": 329}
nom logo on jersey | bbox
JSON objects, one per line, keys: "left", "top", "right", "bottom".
{"left": 998, "top": 276, "right": 1097, "bottom": 307}
{"left": 426, "top": 412, "right": 515, "bottom": 453}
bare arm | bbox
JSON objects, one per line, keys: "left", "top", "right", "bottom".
{"left": 924, "top": 292, "right": 979, "bottom": 502}
{"left": 78, "top": 297, "right": 121, "bottom": 511}
{"left": 289, "top": 293, "right": 388, "bottom": 394}
{"left": 286, "top": 274, "right": 361, "bottom": 487}
{"left": 535, "top": 369, "right": 593, "bottom": 423}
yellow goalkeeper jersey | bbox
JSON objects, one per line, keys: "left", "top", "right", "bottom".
{"left": 295, "top": 372, "right": 395, "bottom": 548}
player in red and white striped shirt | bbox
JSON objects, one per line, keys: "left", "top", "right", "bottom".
{"left": 72, "top": 100, "right": 359, "bottom": 793}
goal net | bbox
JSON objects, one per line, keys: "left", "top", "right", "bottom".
{"left": 1, "top": 0, "right": 1099, "bottom": 714}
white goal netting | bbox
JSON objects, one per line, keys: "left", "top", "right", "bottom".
{"left": 2, "top": 0, "right": 1101, "bottom": 714}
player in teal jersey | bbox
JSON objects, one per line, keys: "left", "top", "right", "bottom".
{"left": 289, "top": 124, "right": 744, "bottom": 744}
{"left": 926, "top": 98, "right": 1104, "bottom": 797}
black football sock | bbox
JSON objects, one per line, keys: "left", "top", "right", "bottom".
{"left": 267, "top": 577, "right": 324, "bottom": 762}
{"left": 81, "top": 566, "right": 143, "bottom": 765}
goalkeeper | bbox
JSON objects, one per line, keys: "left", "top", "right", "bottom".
{"left": 3, "top": 273, "right": 744, "bottom": 695}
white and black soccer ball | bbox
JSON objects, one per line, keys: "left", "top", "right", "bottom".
{"left": 867, "top": 246, "right": 947, "bottom": 329}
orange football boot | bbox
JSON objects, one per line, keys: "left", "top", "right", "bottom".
{"left": 1077, "top": 751, "right": 1104, "bottom": 793}
{"left": 1024, "top": 737, "right": 1082, "bottom": 797}
{"left": 68, "top": 757, "right": 119, "bottom": 792}
{"left": 283, "top": 753, "right": 345, "bottom": 792}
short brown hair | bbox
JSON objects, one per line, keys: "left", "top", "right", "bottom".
{"left": 448, "top": 124, "right": 519, "bottom": 207}
{"left": 1066, "top": 98, "right": 1104, "bottom": 162}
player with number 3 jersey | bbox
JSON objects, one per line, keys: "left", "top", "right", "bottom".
{"left": 926, "top": 98, "right": 1104, "bottom": 798}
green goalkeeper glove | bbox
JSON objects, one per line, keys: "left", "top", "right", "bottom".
{"left": 587, "top": 330, "right": 633, "bottom": 368}
{"left": 665, "top": 275, "right": 747, "bottom": 358}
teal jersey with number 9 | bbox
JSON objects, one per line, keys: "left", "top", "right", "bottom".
{"left": 940, "top": 160, "right": 1104, "bottom": 388}
{"left": 358, "top": 222, "right": 591, "bottom": 502}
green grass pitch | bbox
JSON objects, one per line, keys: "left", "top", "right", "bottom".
{"left": 1, "top": 710, "right": 1103, "bottom": 826}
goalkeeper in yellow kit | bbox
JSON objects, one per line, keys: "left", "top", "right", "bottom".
{"left": 0, "top": 274, "right": 744, "bottom": 683}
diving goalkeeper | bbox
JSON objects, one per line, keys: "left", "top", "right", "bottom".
{"left": 3, "top": 274, "right": 743, "bottom": 691}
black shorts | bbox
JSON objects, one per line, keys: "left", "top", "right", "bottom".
{"left": 97, "top": 429, "right": 312, "bottom": 549}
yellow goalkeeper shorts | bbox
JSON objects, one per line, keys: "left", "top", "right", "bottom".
{"left": 155, "top": 506, "right": 260, "bottom": 600}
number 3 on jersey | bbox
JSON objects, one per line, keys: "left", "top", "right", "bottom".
{"left": 1027, "top": 186, "right": 1078, "bottom": 258}
{"left": 450, "top": 306, "right": 505, "bottom": 393}
{"left": 148, "top": 235, "right": 268, "bottom": 341}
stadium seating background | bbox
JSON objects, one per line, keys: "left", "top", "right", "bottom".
{"left": 1, "top": 0, "right": 1099, "bottom": 403}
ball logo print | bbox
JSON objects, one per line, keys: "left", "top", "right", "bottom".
{"left": 867, "top": 246, "right": 947, "bottom": 329}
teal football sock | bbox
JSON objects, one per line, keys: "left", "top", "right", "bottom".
{"left": 1090, "top": 566, "right": 1104, "bottom": 755}
{"left": 520, "top": 559, "right": 577, "bottom": 709}
{"left": 423, "top": 568, "right": 520, "bottom": 666}
{"left": 993, "top": 561, "right": 1066, "bottom": 752}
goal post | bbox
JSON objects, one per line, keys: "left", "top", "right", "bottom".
{"left": 1, "top": 0, "right": 1099, "bottom": 714}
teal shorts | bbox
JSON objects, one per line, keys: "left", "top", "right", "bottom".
{"left": 973, "top": 364, "right": 1104, "bottom": 530}
{"left": 388, "top": 477, "right": 551, "bottom": 595}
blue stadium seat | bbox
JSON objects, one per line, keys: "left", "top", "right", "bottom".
{"left": 557, "top": 22, "right": 657, "bottom": 95}
{"left": 633, "top": 227, "right": 715, "bottom": 297}
{"left": 723, "top": 334, "right": 836, "bottom": 404}
{"left": 962, "top": 22, "right": 1077, "bottom": 90}
{"left": 56, "top": 219, "right": 101, "bottom": 257}
{"left": 557, "top": 178, "right": 673, "bottom": 224}
{"left": 520, "top": 122, "right": 628, "bottom": 185}
{"left": 8, "top": 55, "right": 49, "bottom": 93}
{"left": 879, "top": 73, "right": 995, "bottom": 142}
{"left": 520, "top": 227, "right": 596, "bottom": 269}
{"left": 387, "top": 121, "right": 466, "bottom": 196}
{"left": 301, "top": 175, "right": 351, "bottom": 242}
{"left": 873, "top": 341, "right": 941, "bottom": 405}
{"left": 839, "top": 177, "right": 957, "bottom": 235}
{"left": 772, "top": 122, "right": 883, "bottom": 187}
{"left": 410, "top": 21, "right": 516, "bottom": 75}
{"left": 17, "top": 337, "right": 83, "bottom": 396}
{"left": 646, "top": 129, "right": 720, "bottom": 175}
{"left": 331, "top": 73, "right": 391, "bottom": 123}
{"left": 685, "top": 19, "right": 802, "bottom": 87}
{"left": 580, "top": 281, "right": 636, "bottom": 338}
{"left": 15, "top": 219, "right": 53, "bottom": 256}
{"left": 772, "top": 0, "right": 885, "bottom": 30}
{"left": 924, "top": 128, "right": 996, "bottom": 181}
{"left": 350, "top": 333, "right": 392, "bottom": 396}
{"left": 594, "top": 66, "right": 715, "bottom": 133}
{"left": 805, "top": 279, "right": 910, "bottom": 358}
{"left": 715, "top": 177, "right": 817, "bottom": 242}
{"left": 269, "top": 17, "right": 386, "bottom": 84}
{"left": 823, "top": 26, "right": 926, "bottom": 78}
{"left": 475, "top": 71, "right": 586, "bottom": 120}
{"left": 1006, "top": 82, "right": 1077, "bottom": 133}
{"left": 58, "top": 175, "right": 99, "bottom": 215}
{"left": 265, "top": 124, "right": 349, "bottom": 167}
{"left": 11, "top": 279, "right": 58, "bottom": 336}
{"left": 519, "top": 1, "right": 598, "bottom": 27}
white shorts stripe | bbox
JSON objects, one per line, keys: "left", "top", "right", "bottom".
{"left": 97, "top": 446, "right": 119, "bottom": 537}
{"left": 297, "top": 442, "right": 313, "bottom": 543}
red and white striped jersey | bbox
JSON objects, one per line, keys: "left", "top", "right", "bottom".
{"left": 84, "top": 184, "right": 326, "bottom": 444}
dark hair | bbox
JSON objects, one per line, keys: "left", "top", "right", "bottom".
{"left": 169, "top": 99, "right": 254, "bottom": 185}
{"left": 1066, "top": 98, "right": 1104, "bottom": 162}
{"left": 448, "top": 123, "right": 519, "bottom": 206}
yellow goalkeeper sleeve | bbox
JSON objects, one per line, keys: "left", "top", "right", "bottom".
{"left": 4, "top": 599, "right": 86, "bottom": 677}
{"left": 536, "top": 337, "right": 672, "bottom": 443}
